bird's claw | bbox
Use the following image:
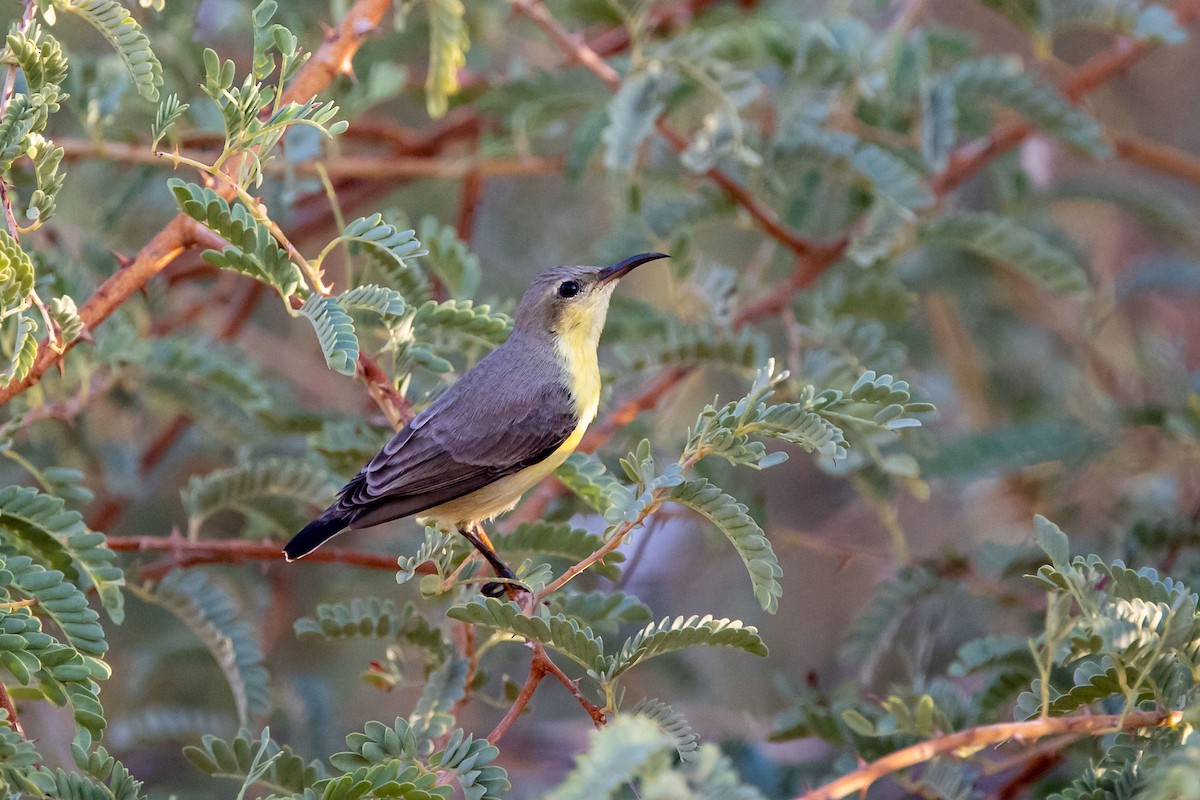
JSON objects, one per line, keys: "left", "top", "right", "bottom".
{"left": 482, "top": 580, "right": 529, "bottom": 598}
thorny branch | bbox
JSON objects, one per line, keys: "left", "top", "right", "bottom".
{"left": 486, "top": 641, "right": 606, "bottom": 745}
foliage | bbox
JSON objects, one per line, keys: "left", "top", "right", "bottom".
{"left": 1, "top": 0, "right": 1198, "bottom": 797}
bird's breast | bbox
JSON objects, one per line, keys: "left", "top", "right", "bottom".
{"left": 553, "top": 323, "right": 602, "bottom": 429}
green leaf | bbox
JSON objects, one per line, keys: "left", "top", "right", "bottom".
{"left": 950, "top": 56, "right": 1109, "bottom": 157}
{"left": 606, "top": 614, "right": 768, "bottom": 680}
{"left": 294, "top": 597, "right": 420, "bottom": 641}
{"left": 446, "top": 597, "right": 608, "bottom": 674}
{"left": 408, "top": 654, "right": 467, "bottom": 745}
{"left": 1035, "top": 515, "right": 1070, "bottom": 568}
{"left": 1135, "top": 5, "right": 1187, "bottom": 43}
{"left": 181, "top": 458, "right": 338, "bottom": 538}
{"left": 150, "top": 93, "right": 189, "bottom": 150}
{"left": 339, "top": 215, "right": 426, "bottom": 270}
{"left": 619, "top": 325, "right": 768, "bottom": 374}
{"left": 846, "top": 196, "right": 914, "bottom": 267}
{"left": 4, "top": 554, "right": 106, "bottom": 658}
{"left": 841, "top": 567, "right": 940, "bottom": 683}
{"left": 424, "top": 0, "right": 468, "bottom": 118}
{"left": 546, "top": 715, "right": 672, "bottom": 800}
{"left": 329, "top": 718, "right": 419, "bottom": 770}
{"left": 5, "top": 23, "right": 68, "bottom": 96}
{"left": 920, "top": 417, "right": 1105, "bottom": 478}
{"left": 545, "top": 590, "right": 652, "bottom": 637}
{"left": 416, "top": 216, "right": 479, "bottom": 299}
{"left": 603, "top": 64, "right": 677, "bottom": 171}
{"left": 0, "top": 230, "right": 35, "bottom": 311}
{"left": 167, "top": 179, "right": 302, "bottom": 298}
{"left": 851, "top": 144, "right": 935, "bottom": 211}
{"left": 922, "top": 212, "right": 1088, "bottom": 292}
{"left": 338, "top": 284, "right": 407, "bottom": 318}
{"left": 3, "top": 313, "right": 38, "bottom": 386}
{"left": 920, "top": 78, "right": 957, "bottom": 171}
{"left": 48, "top": 295, "right": 83, "bottom": 344}
{"left": 427, "top": 729, "right": 508, "bottom": 800}
{"left": 0, "top": 484, "right": 125, "bottom": 624}
{"left": 669, "top": 479, "right": 782, "bottom": 613}
{"left": 300, "top": 294, "right": 359, "bottom": 376}
{"left": 22, "top": 134, "right": 64, "bottom": 224}
{"left": 0, "top": 95, "right": 35, "bottom": 176}
{"left": 136, "top": 570, "right": 270, "bottom": 726}
{"left": 554, "top": 452, "right": 627, "bottom": 514}
{"left": 628, "top": 697, "right": 700, "bottom": 761}
{"left": 184, "top": 729, "right": 323, "bottom": 795}
{"left": 495, "top": 522, "right": 625, "bottom": 581}
{"left": 411, "top": 299, "right": 511, "bottom": 345}
{"left": 61, "top": 0, "right": 163, "bottom": 101}
{"left": 397, "top": 527, "right": 460, "bottom": 587}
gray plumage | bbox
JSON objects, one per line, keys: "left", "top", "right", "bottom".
{"left": 284, "top": 254, "right": 668, "bottom": 564}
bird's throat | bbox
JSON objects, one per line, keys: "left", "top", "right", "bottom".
{"left": 553, "top": 300, "right": 606, "bottom": 426}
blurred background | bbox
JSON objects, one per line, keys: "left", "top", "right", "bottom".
{"left": 5, "top": 0, "right": 1200, "bottom": 796}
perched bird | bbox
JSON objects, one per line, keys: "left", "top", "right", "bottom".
{"left": 284, "top": 252, "right": 670, "bottom": 594}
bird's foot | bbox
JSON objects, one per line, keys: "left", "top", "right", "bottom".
{"left": 481, "top": 579, "right": 530, "bottom": 599}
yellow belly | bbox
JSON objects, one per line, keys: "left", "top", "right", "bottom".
{"left": 423, "top": 421, "right": 589, "bottom": 526}
{"left": 425, "top": 304, "right": 604, "bottom": 527}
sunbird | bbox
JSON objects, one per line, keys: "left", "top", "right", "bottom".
{"left": 284, "top": 252, "right": 670, "bottom": 594}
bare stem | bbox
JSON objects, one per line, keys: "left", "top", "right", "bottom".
{"left": 0, "top": 682, "right": 25, "bottom": 738}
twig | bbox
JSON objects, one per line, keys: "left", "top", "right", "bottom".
{"left": 487, "top": 641, "right": 605, "bottom": 744}
{"left": 106, "top": 535, "right": 431, "bottom": 579}
{"left": 59, "top": 139, "right": 560, "bottom": 180}
{"left": 537, "top": 643, "right": 606, "bottom": 726}
{"left": 487, "top": 647, "right": 547, "bottom": 743}
{"left": 1113, "top": 130, "right": 1200, "bottom": 186}
{"left": 793, "top": 708, "right": 1180, "bottom": 800}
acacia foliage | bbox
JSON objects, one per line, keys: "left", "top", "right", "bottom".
{"left": 0, "top": 0, "right": 1198, "bottom": 797}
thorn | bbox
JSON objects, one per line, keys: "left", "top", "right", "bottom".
{"left": 111, "top": 251, "right": 133, "bottom": 269}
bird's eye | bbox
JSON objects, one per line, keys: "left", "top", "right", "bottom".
{"left": 557, "top": 280, "right": 581, "bottom": 298}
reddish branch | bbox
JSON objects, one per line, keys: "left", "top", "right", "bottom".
{"left": 0, "top": 0, "right": 395, "bottom": 408}
{"left": 934, "top": 0, "right": 1200, "bottom": 197}
{"left": 794, "top": 709, "right": 1181, "bottom": 800}
{"left": 1113, "top": 130, "right": 1200, "bottom": 185}
{"left": 106, "top": 535, "right": 430, "bottom": 577}
{"left": 487, "top": 641, "right": 605, "bottom": 744}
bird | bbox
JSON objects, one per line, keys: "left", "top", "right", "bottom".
{"left": 283, "top": 252, "right": 670, "bottom": 595}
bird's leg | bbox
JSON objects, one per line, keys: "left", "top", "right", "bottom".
{"left": 457, "top": 522, "right": 524, "bottom": 598}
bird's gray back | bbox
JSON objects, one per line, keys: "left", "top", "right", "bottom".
{"left": 334, "top": 332, "right": 579, "bottom": 526}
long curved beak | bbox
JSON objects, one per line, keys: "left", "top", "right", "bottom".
{"left": 597, "top": 252, "right": 670, "bottom": 284}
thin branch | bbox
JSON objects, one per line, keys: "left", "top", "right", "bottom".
{"left": 487, "top": 647, "right": 546, "bottom": 743}
{"left": 1113, "top": 130, "right": 1200, "bottom": 186}
{"left": 106, "top": 535, "right": 430, "bottom": 577}
{"left": 58, "top": 138, "right": 561, "bottom": 180}
{"left": 933, "top": 1, "right": 1200, "bottom": 198}
{"left": 537, "top": 643, "right": 607, "bottom": 726}
{"left": 487, "top": 641, "right": 605, "bottom": 744}
{"left": 794, "top": 709, "right": 1181, "bottom": 800}
{"left": 0, "top": 0, "right": 395, "bottom": 408}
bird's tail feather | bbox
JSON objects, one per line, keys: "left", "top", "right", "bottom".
{"left": 283, "top": 510, "right": 348, "bottom": 561}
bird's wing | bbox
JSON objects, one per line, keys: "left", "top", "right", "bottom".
{"left": 337, "top": 356, "right": 577, "bottom": 524}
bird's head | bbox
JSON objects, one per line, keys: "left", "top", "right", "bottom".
{"left": 512, "top": 252, "right": 669, "bottom": 341}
